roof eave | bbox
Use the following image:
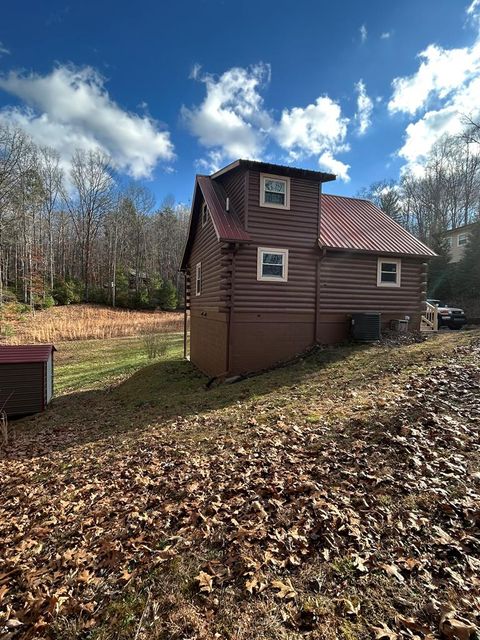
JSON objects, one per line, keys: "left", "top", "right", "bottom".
{"left": 211, "top": 159, "right": 336, "bottom": 183}
{"left": 318, "top": 241, "right": 437, "bottom": 258}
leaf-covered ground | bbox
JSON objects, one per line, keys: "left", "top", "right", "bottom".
{"left": 1, "top": 330, "right": 479, "bottom": 639}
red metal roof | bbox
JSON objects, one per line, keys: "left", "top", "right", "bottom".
{"left": 319, "top": 194, "right": 437, "bottom": 257}
{"left": 197, "top": 176, "right": 251, "bottom": 243}
{"left": 0, "top": 344, "right": 56, "bottom": 364}
{"left": 180, "top": 175, "right": 252, "bottom": 269}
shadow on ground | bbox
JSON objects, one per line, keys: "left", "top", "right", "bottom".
{"left": 3, "top": 342, "right": 370, "bottom": 459}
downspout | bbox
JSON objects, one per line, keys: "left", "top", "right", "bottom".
{"left": 182, "top": 271, "right": 188, "bottom": 360}
{"left": 226, "top": 243, "right": 238, "bottom": 376}
{"left": 314, "top": 184, "right": 324, "bottom": 344}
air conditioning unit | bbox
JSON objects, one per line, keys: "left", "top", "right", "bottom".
{"left": 351, "top": 312, "right": 381, "bottom": 342}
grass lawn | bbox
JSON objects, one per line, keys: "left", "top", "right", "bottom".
{"left": 1, "top": 329, "right": 479, "bottom": 639}
{"left": 55, "top": 333, "right": 185, "bottom": 394}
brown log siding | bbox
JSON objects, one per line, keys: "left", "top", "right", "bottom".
{"left": 189, "top": 205, "right": 225, "bottom": 311}
{"left": 317, "top": 252, "right": 426, "bottom": 342}
{"left": 232, "top": 171, "right": 320, "bottom": 313}
{"left": 188, "top": 196, "right": 230, "bottom": 376}
{"left": 226, "top": 170, "right": 321, "bottom": 373}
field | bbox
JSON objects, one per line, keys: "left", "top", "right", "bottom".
{"left": 1, "top": 329, "right": 480, "bottom": 639}
{"left": 0, "top": 303, "right": 183, "bottom": 344}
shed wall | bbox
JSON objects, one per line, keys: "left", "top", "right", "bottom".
{"left": 0, "top": 362, "right": 45, "bottom": 416}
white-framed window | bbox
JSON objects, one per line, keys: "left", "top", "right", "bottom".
{"left": 377, "top": 258, "right": 401, "bottom": 287}
{"left": 260, "top": 173, "right": 290, "bottom": 210}
{"left": 445, "top": 236, "right": 453, "bottom": 248}
{"left": 257, "top": 247, "right": 289, "bottom": 282}
{"left": 458, "top": 233, "right": 469, "bottom": 246}
{"left": 195, "top": 262, "right": 202, "bottom": 296}
{"left": 201, "top": 202, "right": 209, "bottom": 227}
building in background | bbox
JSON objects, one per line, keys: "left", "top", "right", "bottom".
{"left": 444, "top": 223, "right": 476, "bottom": 263}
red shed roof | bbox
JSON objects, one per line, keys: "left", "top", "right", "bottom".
{"left": 319, "top": 194, "right": 436, "bottom": 257}
{"left": 0, "top": 344, "right": 56, "bottom": 364}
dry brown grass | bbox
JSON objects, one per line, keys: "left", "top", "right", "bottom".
{"left": 2, "top": 303, "right": 183, "bottom": 344}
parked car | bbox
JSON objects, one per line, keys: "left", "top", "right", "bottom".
{"left": 427, "top": 299, "right": 467, "bottom": 330}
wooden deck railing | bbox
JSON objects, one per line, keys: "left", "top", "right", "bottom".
{"left": 421, "top": 301, "right": 439, "bottom": 332}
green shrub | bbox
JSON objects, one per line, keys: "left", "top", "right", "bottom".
{"left": 142, "top": 333, "right": 168, "bottom": 359}
{"left": 34, "top": 294, "right": 55, "bottom": 310}
{"left": 1, "top": 289, "right": 18, "bottom": 304}
{"left": 52, "top": 279, "right": 82, "bottom": 305}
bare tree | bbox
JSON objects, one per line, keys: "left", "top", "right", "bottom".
{"left": 63, "top": 150, "right": 114, "bottom": 300}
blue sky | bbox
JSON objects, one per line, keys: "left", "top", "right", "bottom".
{"left": 1, "top": 0, "right": 480, "bottom": 205}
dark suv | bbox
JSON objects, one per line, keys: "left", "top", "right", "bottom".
{"left": 427, "top": 299, "right": 467, "bottom": 330}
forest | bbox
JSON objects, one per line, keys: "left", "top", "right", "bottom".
{"left": 0, "top": 124, "right": 189, "bottom": 311}
{"left": 1, "top": 122, "right": 479, "bottom": 315}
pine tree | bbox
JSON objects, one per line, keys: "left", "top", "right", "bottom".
{"left": 157, "top": 280, "right": 178, "bottom": 311}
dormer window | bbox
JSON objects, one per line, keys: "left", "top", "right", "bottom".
{"left": 201, "top": 202, "right": 209, "bottom": 227}
{"left": 260, "top": 174, "right": 290, "bottom": 210}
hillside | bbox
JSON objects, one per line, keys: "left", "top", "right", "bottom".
{"left": 1, "top": 330, "right": 479, "bottom": 639}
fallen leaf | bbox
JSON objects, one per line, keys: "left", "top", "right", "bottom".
{"left": 271, "top": 578, "right": 296, "bottom": 599}
{"left": 371, "top": 622, "right": 398, "bottom": 640}
{"left": 195, "top": 571, "right": 214, "bottom": 593}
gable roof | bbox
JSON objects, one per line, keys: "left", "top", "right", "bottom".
{"left": 319, "top": 194, "right": 437, "bottom": 257}
{"left": 0, "top": 344, "right": 56, "bottom": 364}
{"left": 180, "top": 175, "right": 251, "bottom": 270}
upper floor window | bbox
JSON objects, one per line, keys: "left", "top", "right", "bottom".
{"left": 445, "top": 236, "right": 453, "bottom": 248}
{"left": 377, "top": 258, "right": 401, "bottom": 288}
{"left": 458, "top": 233, "right": 469, "bottom": 246}
{"left": 257, "top": 247, "right": 289, "bottom": 282}
{"left": 195, "top": 262, "right": 202, "bottom": 295}
{"left": 201, "top": 202, "right": 209, "bottom": 227}
{"left": 260, "top": 174, "right": 290, "bottom": 210}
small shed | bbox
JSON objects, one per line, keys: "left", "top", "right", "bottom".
{"left": 0, "top": 344, "right": 56, "bottom": 417}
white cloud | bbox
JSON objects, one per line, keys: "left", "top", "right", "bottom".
{"left": 0, "top": 42, "right": 10, "bottom": 56}
{"left": 318, "top": 151, "right": 350, "bottom": 181}
{"left": 184, "top": 63, "right": 351, "bottom": 180}
{"left": 190, "top": 63, "right": 202, "bottom": 81}
{"left": 354, "top": 80, "right": 373, "bottom": 135}
{"left": 467, "top": 0, "right": 480, "bottom": 15}
{"left": 275, "top": 96, "right": 350, "bottom": 177}
{"left": 388, "top": 34, "right": 480, "bottom": 168}
{"left": 381, "top": 31, "right": 391, "bottom": 39}
{"left": 182, "top": 63, "right": 272, "bottom": 170}
{"left": 0, "top": 65, "right": 174, "bottom": 178}
{"left": 388, "top": 42, "right": 479, "bottom": 115}
{"left": 360, "top": 24, "right": 368, "bottom": 43}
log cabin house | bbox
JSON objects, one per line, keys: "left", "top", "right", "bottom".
{"left": 180, "top": 160, "right": 436, "bottom": 377}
